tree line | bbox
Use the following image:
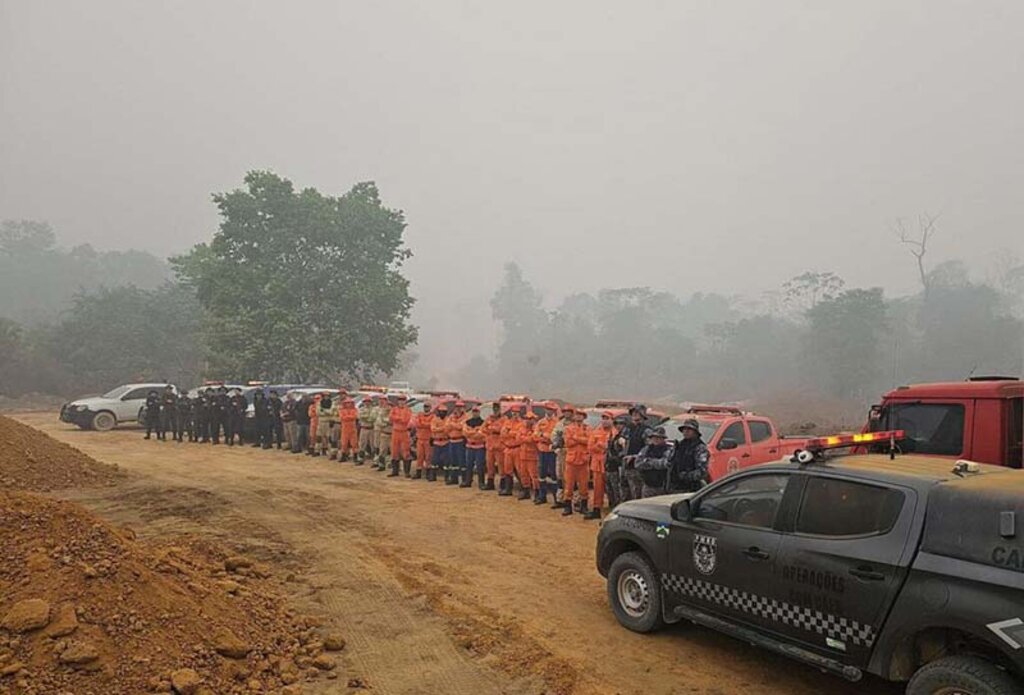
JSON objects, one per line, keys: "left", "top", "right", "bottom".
{"left": 0, "top": 171, "right": 417, "bottom": 398}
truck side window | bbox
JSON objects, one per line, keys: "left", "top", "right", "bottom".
{"left": 694, "top": 474, "right": 789, "bottom": 529}
{"left": 122, "top": 388, "right": 151, "bottom": 400}
{"left": 718, "top": 421, "right": 746, "bottom": 449}
{"left": 796, "top": 477, "right": 904, "bottom": 537}
{"left": 748, "top": 420, "right": 773, "bottom": 443}
{"left": 873, "top": 403, "right": 965, "bottom": 456}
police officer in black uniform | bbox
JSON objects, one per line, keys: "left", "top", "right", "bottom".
{"left": 158, "top": 385, "right": 177, "bottom": 442}
{"left": 194, "top": 389, "right": 210, "bottom": 443}
{"left": 144, "top": 390, "right": 161, "bottom": 440}
{"left": 175, "top": 393, "right": 194, "bottom": 442}
{"left": 268, "top": 390, "right": 285, "bottom": 449}
{"left": 668, "top": 418, "right": 710, "bottom": 492}
{"left": 252, "top": 390, "right": 270, "bottom": 448}
{"left": 210, "top": 386, "right": 229, "bottom": 445}
{"left": 226, "top": 388, "right": 247, "bottom": 446}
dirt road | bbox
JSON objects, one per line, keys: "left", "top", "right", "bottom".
{"left": 14, "top": 413, "right": 896, "bottom": 695}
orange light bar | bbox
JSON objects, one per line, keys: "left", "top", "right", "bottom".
{"left": 806, "top": 430, "right": 905, "bottom": 450}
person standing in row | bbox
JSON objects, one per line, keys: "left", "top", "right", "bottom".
{"left": 584, "top": 411, "right": 614, "bottom": 520}
{"left": 667, "top": 419, "right": 710, "bottom": 493}
{"left": 225, "top": 388, "right": 247, "bottom": 446}
{"left": 375, "top": 397, "right": 393, "bottom": 471}
{"left": 193, "top": 389, "right": 210, "bottom": 443}
{"left": 159, "top": 385, "right": 178, "bottom": 442}
{"left": 412, "top": 402, "right": 434, "bottom": 479}
{"left": 268, "top": 390, "right": 285, "bottom": 449}
{"left": 281, "top": 392, "right": 297, "bottom": 451}
{"left": 482, "top": 403, "right": 503, "bottom": 491}
{"left": 634, "top": 427, "right": 675, "bottom": 499}
{"left": 388, "top": 394, "right": 413, "bottom": 477}
{"left": 560, "top": 408, "right": 591, "bottom": 516}
{"left": 497, "top": 408, "right": 521, "bottom": 497}
{"left": 517, "top": 410, "right": 540, "bottom": 501}
{"left": 357, "top": 395, "right": 377, "bottom": 464}
{"left": 533, "top": 403, "right": 558, "bottom": 504}
{"left": 292, "top": 393, "right": 311, "bottom": 454}
{"left": 338, "top": 397, "right": 358, "bottom": 461}
{"left": 462, "top": 405, "right": 486, "bottom": 488}
{"left": 550, "top": 408, "right": 571, "bottom": 507}
{"left": 144, "top": 389, "right": 161, "bottom": 440}
{"left": 445, "top": 402, "right": 467, "bottom": 485}
{"left": 617, "top": 405, "right": 651, "bottom": 502}
{"left": 252, "top": 390, "right": 270, "bottom": 448}
{"left": 176, "top": 393, "right": 194, "bottom": 442}
{"left": 429, "top": 404, "right": 449, "bottom": 483}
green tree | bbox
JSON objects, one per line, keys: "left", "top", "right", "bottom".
{"left": 783, "top": 271, "right": 846, "bottom": 315}
{"left": 803, "top": 288, "right": 888, "bottom": 398}
{"left": 172, "top": 171, "right": 417, "bottom": 382}
{"left": 490, "top": 262, "right": 550, "bottom": 391}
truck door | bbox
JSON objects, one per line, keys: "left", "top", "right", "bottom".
{"left": 747, "top": 418, "right": 780, "bottom": 465}
{"left": 665, "top": 472, "right": 798, "bottom": 634}
{"left": 776, "top": 473, "right": 917, "bottom": 668}
{"left": 715, "top": 420, "right": 752, "bottom": 476}
{"left": 118, "top": 387, "right": 152, "bottom": 421}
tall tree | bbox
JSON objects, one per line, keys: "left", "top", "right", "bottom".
{"left": 803, "top": 288, "right": 888, "bottom": 398}
{"left": 490, "top": 262, "right": 549, "bottom": 390}
{"left": 172, "top": 171, "right": 417, "bottom": 382}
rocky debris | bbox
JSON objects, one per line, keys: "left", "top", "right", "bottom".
{"left": 311, "top": 654, "right": 336, "bottom": 671}
{"left": 57, "top": 639, "right": 99, "bottom": 667}
{"left": 323, "top": 633, "right": 346, "bottom": 651}
{"left": 1, "top": 598, "right": 51, "bottom": 633}
{"left": 212, "top": 629, "right": 250, "bottom": 659}
{"left": 0, "top": 415, "right": 123, "bottom": 492}
{"left": 45, "top": 602, "right": 79, "bottom": 637}
{"left": 224, "top": 556, "right": 252, "bottom": 572}
{"left": 171, "top": 667, "right": 202, "bottom": 694}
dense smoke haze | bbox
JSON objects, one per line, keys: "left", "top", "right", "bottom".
{"left": 2, "top": 1, "right": 1022, "bottom": 403}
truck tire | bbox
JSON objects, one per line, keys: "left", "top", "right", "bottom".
{"left": 907, "top": 655, "right": 1021, "bottom": 695}
{"left": 607, "top": 551, "right": 664, "bottom": 633}
{"left": 91, "top": 411, "right": 116, "bottom": 432}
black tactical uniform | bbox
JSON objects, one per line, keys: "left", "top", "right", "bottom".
{"left": 158, "top": 387, "right": 177, "bottom": 441}
{"left": 634, "top": 427, "right": 676, "bottom": 499}
{"left": 667, "top": 419, "right": 711, "bottom": 493}
{"left": 144, "top": 391, "right": 161, "bottom": 439}
{"left": 210, "top": 388, "right": 229, "bottom": 444}
{"left": 194, "top": 390, "right": 210, "bottom": 443}
{"left": 175, "top": 395, "right": 194, "bottom": 442}
{"left": 226, "top": 391, "right": 247, "bottom": 446}
{"left": 252, "top": 391, "right": 271, "bottom": 449}
{"left": 268, "top": 391, "right": 285, "bottom": 449}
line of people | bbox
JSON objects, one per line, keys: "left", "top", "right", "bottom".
{"left": 142, "top": 386, "right": 711, "bottom": 518}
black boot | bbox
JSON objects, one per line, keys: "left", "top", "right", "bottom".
{"left": 445, "top": 468, "right": 458, "bottom": 485}
{"left": 459, "top": 469, "right": 472, "bottom": 488}
{"left": 551, "top": 498, "right": 566, "bottom": 510}
{"left": 484, "top": 478, "right": 496, "bottom": 491}
{"left": 579, "top": 499, "right": 589, "bottom": 515}
{"left": 561, "top": 503, "right": 573, "bottom": 516}
{"left": 412, "top": 468, "right": 422, "bottom": 480}
{"left": 403, "top": 460, "right": 412, "bottom": 478}
{"left": 426, "top": 468, "right": 436, "bottom": 482}
{"left": 517, "top": 488, "right": 531, "bottom": 501}
{"left": 497, "top": 476, "right": 512, "bottom": 497}
{"left": 477, "top": 472, "right": 486, "bottom": 490}
{"left": 387, "top": 460, "right": 399, "bottom": 477}
{"left": 583, "top": 507, "right": 601, "bottom": 520}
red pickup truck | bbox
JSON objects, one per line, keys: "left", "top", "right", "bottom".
{"left": 660, "top": 405, "right": 810, "bottom": 481}
{"left": 864, "top": 376, "right": 1023, "bottom": 468}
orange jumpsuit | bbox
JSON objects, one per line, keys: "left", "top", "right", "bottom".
{"left": 500, "top": 418, "right": 523, "bottom": 477}
{"left": 564, "top": 421, "right": 591, "bottom": 506}
{"left": 390, "top": 404, "right": 413, "bottom": 461}
{"left": 339, "top": 403, "right": 359, "bottom": 458}
{"left": 308, "top": 399, "right": 320, "bottom": 453}
{"left": 482, "top": 413, "right": 504, "bottom": 481}
{"left": 413, "top": 411, "right": 434, "bottom": 471}
{"left": 587, "top": 425, "right": 613, "bottom": 510}
{"left": 517, "top": 418, "right": 540, "bottom": 492}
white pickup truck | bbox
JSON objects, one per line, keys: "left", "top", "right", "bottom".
{"left": 59, "top": 383, "right": 178, "bottom": 431}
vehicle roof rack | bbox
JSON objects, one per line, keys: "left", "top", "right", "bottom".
{"left": 967, "top": 376, "right": 1019, "bottom": 382}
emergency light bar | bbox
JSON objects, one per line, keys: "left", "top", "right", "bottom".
{"left": 804, "top": 430, "right": 905, "bottom": 451}
{"left": 247, "top": 380, "right": 268, "bottom": 386}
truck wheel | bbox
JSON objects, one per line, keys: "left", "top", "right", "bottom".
{"left": 91, "top": 411, "right": 116, "bottom": 432}
{"left": 607, "top": 551, "right": 664, "bottom": 633}
{"left": 907, "top": 655, "right": 1021, "bottom": 695}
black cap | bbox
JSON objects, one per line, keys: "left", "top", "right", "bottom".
{"left": 649, "top": 426, "right": 667, "bottom": 439}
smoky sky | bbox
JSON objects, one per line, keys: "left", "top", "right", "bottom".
{"left": 2, "top": 1, "right": 1022, "bottom": 370}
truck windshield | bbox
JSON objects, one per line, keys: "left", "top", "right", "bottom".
{"left": 871, "top": 402, "right": 965, "bottom": 456}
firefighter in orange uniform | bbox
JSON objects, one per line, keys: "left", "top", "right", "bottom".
{"left": 445, "top": 401, "right": 467, "bottom": 485}
{"left": 338, "top": 397, "right": 359, "bottom": 462}
{"left": 561, "top": 408, "right": 591, "bottom": 516}
{"left": 584, "top": 411, "right": 614, "bottom": 520}
{"left": 482, "top": 402, "right": 503, "bottom": 491}
{"left": 498, "top": 408, "right": 522, "bottom": 497}
{"left": 307, "top": 394, "right": 322, "bottom": 456}
{"left": 388, "top": 394, "right": 413, "bottom": 477}
{"left": 412, "top": 402, "right": 434, "bottom": 480}
{"left": 462, "top": 405, "right": 487, "bottom": 488}
{"left": 428, "top": 405, "right": 449, "bottom": 483}
{"left": 517, "top": 408, "right": 540, "bottom": 501}
{"left": 533, "top": 402, "right": 559, "bottom": 505}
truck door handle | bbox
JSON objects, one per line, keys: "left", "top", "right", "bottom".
{"left": 741, "top": 453, "right": 751, "bottom": 458}
{"left": 742, "top": 547, "right": 770, "bottom": 561}
{"left": 768, "top": 448, "right": 777, "bottom": 454}
{"left": 849, "top": 566, "right": 885, "bottom": 581}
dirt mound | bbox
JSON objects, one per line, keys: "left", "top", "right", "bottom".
{"left": 0, "top": 415, "right": 124, "bottom": 492}
{"left": 0, "top": 491, "right": 345, "bottom": 694}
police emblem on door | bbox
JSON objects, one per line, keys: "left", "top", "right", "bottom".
{"left": 693, "top": 534, "right": 717, "bottom": 576}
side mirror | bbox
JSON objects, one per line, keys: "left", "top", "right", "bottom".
{"left": 671, "top": 499, "right": 692, "bottom": 522}
{"left": 718, "top": 438, "right": 738, "bottom": 451}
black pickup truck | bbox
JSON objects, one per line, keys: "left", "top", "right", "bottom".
{"left": 596, "top": 453, "right": 1024, "bottom": 694}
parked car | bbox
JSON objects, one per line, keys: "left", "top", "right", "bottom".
{"left": 597, "top": 433, "right": 1024, "bottom": 694}
{"left": 60, "top": 383, "right": 178, "bottom": 431}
